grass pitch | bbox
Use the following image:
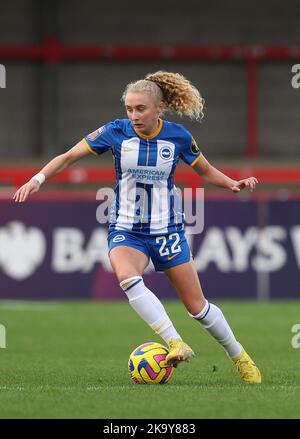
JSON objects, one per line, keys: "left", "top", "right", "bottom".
{"left": 0, "top": 300, "right": 299, "bottom": 419}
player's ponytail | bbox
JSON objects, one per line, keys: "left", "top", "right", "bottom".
{"left": 122, "top": 71, "right": 204, "bottom": 121}
{"left": 145, "top": 71, "right": 204, "bottom": 121}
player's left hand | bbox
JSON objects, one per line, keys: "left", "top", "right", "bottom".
{"left": 230, "top": 177, "right": 258, "bottom": 193}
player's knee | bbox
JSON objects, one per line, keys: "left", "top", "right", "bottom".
{"left": 187, "top": 299, "right": 208, "bottom": 319}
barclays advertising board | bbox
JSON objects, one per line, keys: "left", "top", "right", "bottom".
{"left": 0, "top": 197, "right": 299, "bottom": 300}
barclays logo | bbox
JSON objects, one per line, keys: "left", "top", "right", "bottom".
{"left": 0, "top": 222, "right": 46, "bottom": 280}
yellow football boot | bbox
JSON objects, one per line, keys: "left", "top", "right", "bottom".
{"left": 166, "top": 339, "right": 195, "bottom": 366}
{"left": 232, "top": 345, "right": 262, "bottom": 384}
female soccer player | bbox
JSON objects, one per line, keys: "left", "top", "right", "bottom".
{"left": 14, "top": 71, "right": 261, "bottom": 383}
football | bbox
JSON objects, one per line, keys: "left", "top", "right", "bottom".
{"left": 128, "top": 342, "right": 174, "bottom": 384}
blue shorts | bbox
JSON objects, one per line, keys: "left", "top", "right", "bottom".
{"left": 108, "top": 229, "right": 192, "bottom": 272}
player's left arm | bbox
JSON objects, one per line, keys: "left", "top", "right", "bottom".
{"left": 192, "top": 154, "right": 258, "bottom": 193}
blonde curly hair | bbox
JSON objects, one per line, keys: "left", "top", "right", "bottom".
{"left": 122, "top": 71, "right": 204, "bottom": 121}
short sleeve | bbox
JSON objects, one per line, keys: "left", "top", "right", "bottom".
{"left": 83, "top": 121, "right": 116, "bottom": 156}
{"left": 179, "top": 129, "right": 202, "bottom": 167}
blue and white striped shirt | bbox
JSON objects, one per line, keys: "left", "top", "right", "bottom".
{"left": 84, "top": 118, "right": 201, "bottom": 234}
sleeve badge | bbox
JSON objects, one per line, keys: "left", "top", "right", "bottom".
{"left": 190, "top": 138, "right": 200, "bottom": 154}
{"left": 87, "top": 125, "right": 106, "bottom": 141}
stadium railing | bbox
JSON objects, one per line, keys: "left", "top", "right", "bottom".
{"left": 1, "top": 165, "right": 300, "bottom": 189}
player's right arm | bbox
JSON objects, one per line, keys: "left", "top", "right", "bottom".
{"left": 13, "top": 140, "right": 90, "bottom": 203}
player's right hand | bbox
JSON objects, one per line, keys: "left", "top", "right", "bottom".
{"left": 13, "top": 179, "right": 41, "bottom": 203}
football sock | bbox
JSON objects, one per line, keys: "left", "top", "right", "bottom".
{"left": 189, "top": 300, "right": 242, "bottom": 358}
{"left": 120, "top": 276, "right": 182, "bottom": 344}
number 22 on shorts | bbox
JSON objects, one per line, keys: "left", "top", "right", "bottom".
{"left": 156, "top": 233, "right": 182, "bottom": 257}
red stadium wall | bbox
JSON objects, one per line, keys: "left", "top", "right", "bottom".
{"left": 1, "top": 165, "right": 300, "bottom": 187}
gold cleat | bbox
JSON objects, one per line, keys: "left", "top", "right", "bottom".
{"left": 232, "top": 345, "right": 262, "bottom": 384}
{"left": 166, "top": 339, "right": 195, "bottom": 367}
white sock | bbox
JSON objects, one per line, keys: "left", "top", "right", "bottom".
{"left": 120, "top": 276, "right": 182, "bottom": 344}
{"left": 189, "top": 300, "right": 242, "bottom": 359}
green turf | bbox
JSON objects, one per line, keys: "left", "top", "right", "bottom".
{"left": 0, "top": 300, "right": 299, "bottom": 419}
